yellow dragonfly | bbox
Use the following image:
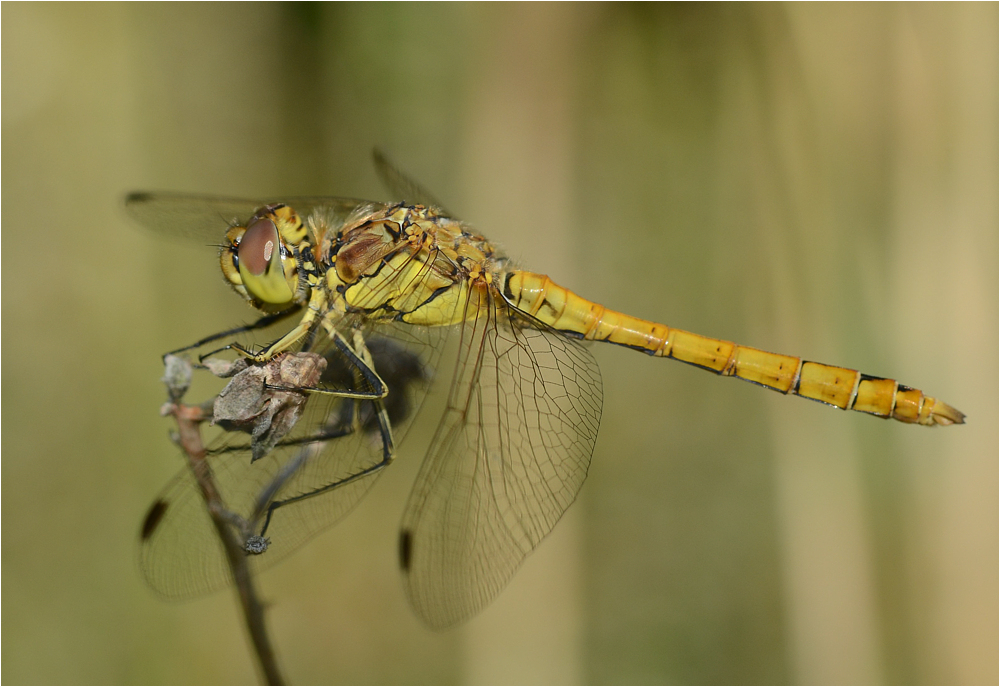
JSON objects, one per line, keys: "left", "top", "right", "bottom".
{"left": 128, "top": 158, "right": 964, "bottom": 630}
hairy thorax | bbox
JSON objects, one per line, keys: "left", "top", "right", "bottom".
{"left": 320, "top": 204, "right": 509, "bottom": 326}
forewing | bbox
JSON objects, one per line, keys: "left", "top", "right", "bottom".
{"left": 124, "top": 192, "right": 381, "bottom": 243}
{"left": 399, "top": 293, "right": 603, "bottom": 629}
{"left": 139, "top": 320, "right": 447, "bottom": 599}
{"left": 372, "top": 148, "right": 450, "bottom": 213}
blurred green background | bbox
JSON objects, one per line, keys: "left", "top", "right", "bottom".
{"left": 3, "top": 3, "right": 996, "bottom": 684}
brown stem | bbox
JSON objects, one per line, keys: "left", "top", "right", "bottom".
{"left": 168, "top": 402, "right": 286, "bottom": 686}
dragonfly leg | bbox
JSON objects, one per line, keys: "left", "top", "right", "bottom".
{"left": 203, "top": 291, "right": 330, "bottom": 362}
{"left": 245, "top": 423, "right": 356, "bottom": 534}
{"left": 250, "top": 328, "right": 396, "bottom": 544}
{"left": 262, "top": 329, "right": 391, "bottom": 401}
{"left": 164, "top": 309, "right": 300, "bottom": 360}
{"left": 252, "top": 411, "right": 396, "bottom": 544}
{"left": 205, "top": 422, "right": 358, "bottom": 457}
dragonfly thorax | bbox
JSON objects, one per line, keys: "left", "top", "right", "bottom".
{"left": 331, "top": 207, "right": 414, "bottom": 285}
{"left": 322, "top": 203, "right": 507, "bottom": 327}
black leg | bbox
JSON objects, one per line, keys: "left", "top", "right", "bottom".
{"left": 165, "top": 309, "right": 301, "bottom": 359}
{"left": 232, "top": 329, "right": 398, "bottom": 546}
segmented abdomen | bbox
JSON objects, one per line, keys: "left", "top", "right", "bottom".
{"left": 503, "top": 271, "right": 964, "bottom": 426}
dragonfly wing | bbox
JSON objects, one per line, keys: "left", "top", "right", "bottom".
{"left": 139, "top": 433, "right": 375, "bottom": 598}
{"left": 139, "top": 320, "right": 446, "bottom": 599}
{"left": 372, "top": 148, "right": 451, "bottom": 214}
{"left": 399, "top": 293, "right": 604, "bottom": 629}
{"left": 124, "top": 192, "right": 382, "bottom": 243}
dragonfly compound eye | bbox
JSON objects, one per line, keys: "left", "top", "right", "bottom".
{"left": 240, "top": 218, "right": 279, "bottom": 276}
{"left": 237, "top": 216, "right": 296, "bottom": 307}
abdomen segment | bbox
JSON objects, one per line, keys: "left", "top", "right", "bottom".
{"left": 503, "top": 271, "right": 964, "bottom": 426}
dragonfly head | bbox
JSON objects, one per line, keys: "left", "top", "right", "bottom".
{"left": 220, "top": 205, "right": 306, "bottom": 311}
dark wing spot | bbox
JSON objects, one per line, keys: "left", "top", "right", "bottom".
{"left": 399, "top": 528, "right": 414, "bottom": 571}
{"left": 141, "top": 499, "right": 169, "bottom": 540}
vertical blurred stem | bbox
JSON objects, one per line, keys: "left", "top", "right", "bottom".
{"left": 167, "top": 402, "right": 285, "bottom": 686}
{"left": 458, "top": 4, "right": 592, "bottom": 683}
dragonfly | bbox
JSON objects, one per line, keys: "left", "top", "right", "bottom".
{"left": 128, "top": 156, "right": 964, "bottom": 630}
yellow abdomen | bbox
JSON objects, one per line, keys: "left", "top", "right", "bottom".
{"left": 502, "top": 271, "right": 964, "bottom": 426}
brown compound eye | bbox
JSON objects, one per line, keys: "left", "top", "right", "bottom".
{"left": 239, "top": 217, "right": 280, "bottom": 276}
{"left": 234, "top": 215, "right": 296, "bottom": 306}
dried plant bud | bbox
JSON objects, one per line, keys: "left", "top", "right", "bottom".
{"left": 202, "top": 356, "right": 249, "bottom": 378}
{"left": 213, "top": 352, "right": 327, "bottom": 462}
{"left": 161, "top": 354, "right": 193, "bottom": 403}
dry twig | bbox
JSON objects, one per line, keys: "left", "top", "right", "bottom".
{"left": 162, "top": 356, "right": 285, "bottom": 686}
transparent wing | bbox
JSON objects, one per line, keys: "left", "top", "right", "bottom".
{"left": 399, "top": 289, "right": 604, "bottom": 629}
{"left": 124, "top": 192, "right": 383, "bottom": 244}
{"left": 139, "top": 319, "right": 447, "bottom": 599}
{"left": 372, "top": 148, "right": 451, "bottom": 214}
